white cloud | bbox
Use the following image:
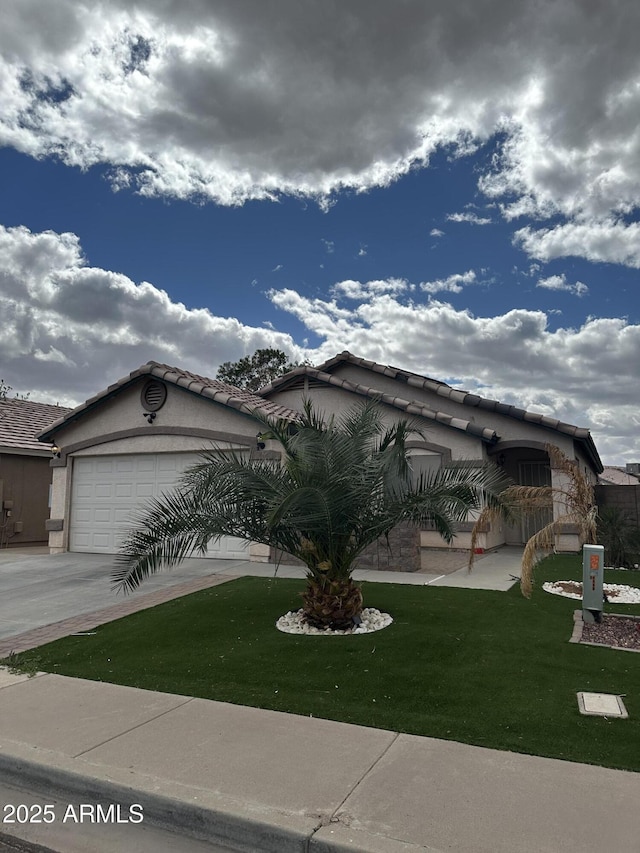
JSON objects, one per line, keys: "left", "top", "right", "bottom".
{"left": 332, "top": 273, "right": 476, "bottom": 299}
{"left": 267, "top": 286, "right": 640, "bottom": 464}
{"left": 331, "top": 278, "right": 409, "bottom": 300}
{"left": 0, "top": 0, "right": 639, "bottom": 239}
{"left": 446, "top": 212, "right": 492, "bottom": 226}
{"left": 514, "top": 221, "right": 640, "bottom": 267}
{"left": 429, "top": 228, "right": 445, "bottom": 237}
{"left": 0, "top": 225, "right": 301, "bottom": 403}
{"left": 1, "top": 221, "right": 638, "bottom": 462}
{"left": 536, "top": 274, "right": 588, "bottom": 297}
{"left": 321, "top": 239, "right": 335, "bottom": 254}
{"left": 420, "top": 270, "right": 477, "bottom": 294}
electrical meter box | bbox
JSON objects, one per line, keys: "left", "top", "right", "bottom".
{"left": 582, "top": 544, "right": 605, "bottom": 623}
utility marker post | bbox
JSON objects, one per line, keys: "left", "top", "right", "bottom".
{"left": 582, "top": 544, "right": 604, "bottom": 624}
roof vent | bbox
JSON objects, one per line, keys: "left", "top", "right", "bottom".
{"left": 141, "top": 380, "right": 167, "bottom": 412}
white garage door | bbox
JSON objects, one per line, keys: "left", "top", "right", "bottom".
{"left": 69, "top": 453, "right": 250, "bottom": 558}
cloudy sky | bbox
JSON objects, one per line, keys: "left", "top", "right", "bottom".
{"left": 1, "top": 0, "right": 639, "bottom": 464}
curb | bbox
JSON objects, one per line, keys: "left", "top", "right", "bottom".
{"left": 0, "top": 742, "right": 316, "bottom": 853}
{"left": 0, "top": 742, "right": 434, "bottom": 853}
{"left": 310, "top": 824, "right": 441, "bottom": 852}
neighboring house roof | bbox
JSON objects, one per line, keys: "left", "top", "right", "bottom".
{"left": 598, "top": 467, "right": 640, "bottom": 485}
{"left": 37, "top": 362, "right": 302, "bottom": 442}
{"left": 260, "top": 350, "right": 603, "bottom": 472}
{"left": 0, "top": 398, "right": 73, "bottom": 453}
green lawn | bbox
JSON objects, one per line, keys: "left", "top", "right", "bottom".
{"left": 5, "top": 555, "right": 640, "bottom": 771}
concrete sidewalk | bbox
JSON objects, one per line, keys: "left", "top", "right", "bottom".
{"left": 1, "top": 669, "right": 639, "bottom": 853}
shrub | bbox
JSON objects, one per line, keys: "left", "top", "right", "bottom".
{"left": 597, "top": 506, "right": 640, "bottom": 568}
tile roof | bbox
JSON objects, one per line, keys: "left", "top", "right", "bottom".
{"left": 33, "top": 352, "right": 604, "bottom": 475}
{"left": 144, "top": 363, "right": 303, "bottom": 421}
{"left": 260, "top": 350, "right": 603, "bottom": 472}
{"left": 0, "top": 398, "right": 73, "bottom": 452}
{"left": 37, "top": 362, "right": 302, "bottom": 441}
{"left": 260, "top": 364, "right": 500, "bottom": 444}
{"left": 598, "top": 467, "right": 640, "bottom": 485}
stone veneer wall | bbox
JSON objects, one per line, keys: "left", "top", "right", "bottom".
{"left": 269, "top": 522, "right": 422, "bottom": 573}
{"left": 353, "top": 522, "right": 421, "bottom": 572}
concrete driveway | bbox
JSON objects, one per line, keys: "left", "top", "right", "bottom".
{"left": 0, "top": 549, "right": 256, "bottom": 641}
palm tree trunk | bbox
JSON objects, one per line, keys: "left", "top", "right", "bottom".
{"left": 301, "top": 576, "right": 364, "bottom": 630}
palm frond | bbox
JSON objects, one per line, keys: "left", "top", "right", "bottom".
{"left": 468, "top": 444, "right": 597, "bottom": 596}
{"left": 112, "top": 487, "right": 215, "bottom": 592}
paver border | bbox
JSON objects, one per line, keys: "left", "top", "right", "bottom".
{"left": 0, "top": 574, "right": 239, "bottom": 658}
{"left": 570, "top": 609, "right": 640, "bottom": 654}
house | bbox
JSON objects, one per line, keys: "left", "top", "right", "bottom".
{"left": 0, "top": 397, "right": 72, "bottom": 547}
{"left": 37, "top": 353, "right": 603, "bottom": 568}
{"left": 259, "top": 352, "right": 603, "bottom": 558}
{"left": 598, "top": 466, "right": 640, "bottom": 486}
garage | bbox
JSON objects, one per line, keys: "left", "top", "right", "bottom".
{"left": 69, "top": 452, "right": 250, "bottom": 558}
{"left": 37, "top": 362, "right": 300, "bottom": 558}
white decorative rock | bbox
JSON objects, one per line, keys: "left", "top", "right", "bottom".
{"left": 276, "top": 607, "right": 393, "bottom": 636}
{"left": 543, "top": 580, "right": 640, "bottom": 604}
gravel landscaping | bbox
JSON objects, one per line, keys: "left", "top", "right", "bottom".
{"left": 581, "top": 614, "right": 640, "bottom": 651}
{"left": 543, "top": 579, "right": 640, "bottom": 604}
{"left": 276, "top": 607, "right": 393, "bottom": 635}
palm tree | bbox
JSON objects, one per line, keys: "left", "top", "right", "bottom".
{"left": 113, "top": 400, "right": 510, "bottom": 629}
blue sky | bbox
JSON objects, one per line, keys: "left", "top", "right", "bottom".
{"left": 1, "top": 1, "right": 639, "bottom": 464}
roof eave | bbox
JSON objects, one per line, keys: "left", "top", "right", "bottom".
{"left": 37, "top": 362, "right": 302, "bottom": 443}
{"left": 37, "top": 364, "right": 158, "bottom": 442}
{"left": 577, "top": 434, "right": 604, "bottom": 474}
{"left": 0, "top": 444, "right": 54, "bottom": 456}
{"left": 264, "top": 366, "right": 498, "bottom": 443}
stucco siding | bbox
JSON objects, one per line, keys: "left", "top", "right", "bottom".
{"left": 268, "top": 384, "right": 484, "bottom": 460}
{"left": 53, "top": 380, "right": 262, "bottom": 449}
{"left": 0, "top": 453, "right": 53, "bottom": 545}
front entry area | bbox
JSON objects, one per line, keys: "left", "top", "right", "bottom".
{"left": 493, "top": 447, "right": 553, "bottom": 545}
{"left": 518, "top": 459, "right": 553, "bottom": 542}
{"left": 69, "top": 453, "right": 250, "bottom": 558}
